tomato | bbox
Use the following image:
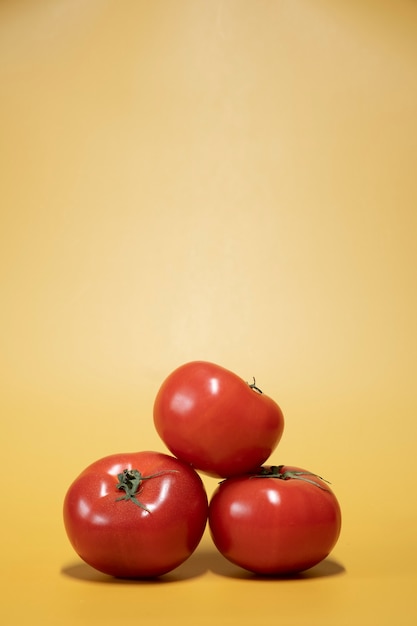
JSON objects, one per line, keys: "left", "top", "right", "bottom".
{"left": 208, "top": 465, "right": 342, "bottom": 575}
{"left": 63, "top": 451, "right": 208, "bottom": 578}
{"left": 153, "top": 361, "right": 284, "bottom": 478}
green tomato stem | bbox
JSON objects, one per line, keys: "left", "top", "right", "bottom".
{"left": 115, "top": 468, "right": 178, "bottom": 512}
{"left": 250, "top": 465, "right": 331, "bottom": 491}
{"left": 247, "top": 377, "right": 263, "bottom": 394}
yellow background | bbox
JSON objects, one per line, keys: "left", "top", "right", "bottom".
{"left": 1, "top": 1, "right": 416, "bottom": 624}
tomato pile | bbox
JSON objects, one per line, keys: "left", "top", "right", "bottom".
{"left": 63, "top": 360, "right": 341, "bottom": 578}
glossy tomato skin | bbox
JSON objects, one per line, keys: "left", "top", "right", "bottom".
{"left": 63, "top": 451, "right": 208, "bottom": 578}
{"left": 153, "top": 361, "right": 284, "bottom": 478}
{"left": 208, "top": 465, "right": 341, "bottom": 575}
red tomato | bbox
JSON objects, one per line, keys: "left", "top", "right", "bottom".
{"left": 63, "top": 451, "right": 208, "bottom": 578}
{"left": 208, "top": 465, "right": 341, "bottom": 575}
{"left": 153, "top": 361, "right": 284, "bottom": 478}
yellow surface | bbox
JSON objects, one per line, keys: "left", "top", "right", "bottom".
{"left": 1, "top": 1, "right": 417, "bottom": 624}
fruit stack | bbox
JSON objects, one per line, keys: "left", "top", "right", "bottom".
{"left": 64, "top": 360, "right": 341, "bottom": 578}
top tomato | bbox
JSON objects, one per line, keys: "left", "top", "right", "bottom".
{"left": 153, "top": 361, "right": 284, "bottom": 477}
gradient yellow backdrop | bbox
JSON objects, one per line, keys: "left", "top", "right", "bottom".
{"left": 1, "top": 1, "right": 416, "bottom": 625}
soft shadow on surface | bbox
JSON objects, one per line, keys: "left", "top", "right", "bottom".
{"left": 61, "top": 550, "right": 345, "bottom": 584}
{"left": 208, "top": 551, "right": 346, "bottom": 581}
{"left": 61, "top": 548, "right": 211, "bottom": 584}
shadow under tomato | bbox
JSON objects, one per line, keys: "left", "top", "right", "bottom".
{"left": 208, "top": 552, "right": 346, "bottom": 580}
{"left": 60, "top": 548, "right": 212, "bottom": 584}
{"left": 61, "top": 549, "right": 345, "bottom": 583}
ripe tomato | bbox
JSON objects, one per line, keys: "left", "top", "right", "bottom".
{"left": 208, "top": 465, "right": 342, "bottom": 575}
{"left": 63, "top": 451, "right": 208, "bottom": 578}
{"left": 153, "top": 361, "right": 284, "bottom": 478}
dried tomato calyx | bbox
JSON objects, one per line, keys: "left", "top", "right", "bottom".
{"left": 251, "top": 465, "right": 331, "bottom": 491}
{"left": 115, "top": 468, "right": 178, "bottom": 512}
{"left": 247, "top": 377, "right": 263, "bottom": 394}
